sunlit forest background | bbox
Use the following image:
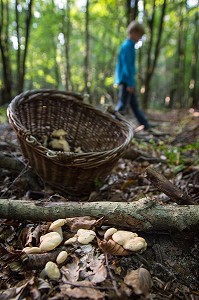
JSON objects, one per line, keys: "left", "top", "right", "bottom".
{"left": 0, "top": 0, "right": 199, "bottom": 110}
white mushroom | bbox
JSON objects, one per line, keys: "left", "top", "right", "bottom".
{"left": 75, "top": 146, "right": 83, "bottom": 153}
{"left": 49, "top": 219, "right": 66, "bottom": 239}
{"left": 49, "top": 219, "right": 66, "bottom": 231}
{"left": 45, "top": 261, "right": 61, "bottom": 280}
{"left": 22, "top": 247, "right": 41, "bottom": 254}
{"left": 112, "top": 230, "right": 138, "bottom": 246}
{"left": 76, "top": 229, "right": 96, "bottom": 244}
{"left": 58, "top": 137, "right": 70, "bottom": 152}
{"left": 51, "top": 129, "right": 67, "bottom": 138}
{"left": 49, "top": 137, "right": 70, "bottom": 152}
{"left": 39, "top": 232, "right": 63, "bottom": 252}
{"left": 52, "top": 227, "right": 63, "bottom": 239}
{"left": 56, "top": 250, "right": 68, "bottom": 264}
{"left": 64, "top": 236, "right": 77, "bottom": 245}
{"left": 104, "top": 228, "right": 118, "bottom": 240}
{"left": 123, "top": 237, "right": 147, "bottom": 252}
{"left": 49, "top": 139, "right": 63, "bottom": 151}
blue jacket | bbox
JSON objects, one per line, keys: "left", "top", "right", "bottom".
{"left": 114, "top": 38, "right": 136, "bottom": 88}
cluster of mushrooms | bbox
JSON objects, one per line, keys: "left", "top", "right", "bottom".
{"left": 42, "top": 129, "right": 83, "bottom": 153}
{"left": 22, "top": 219, "right": 147, "bottom": 280}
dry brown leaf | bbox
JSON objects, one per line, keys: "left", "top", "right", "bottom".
{"left": 98, "top": 239, "right": 132, "bottom": 256}
{"left": 91, "top": 263, "right": 107, "bottom": 283}
{"left": 60, "top": 285, "right": 105, "bottom": 300}
{"left": 65, "top": 216, "right": 98, "bottom": 232}
{"left": 61, "top": 255, "right": 81, "bottom": 282}
{"left": 124, "top": 267, "right": 153, "bottom": 298}
{"left": 25, "top": 225, "right": 41, "bottom": 247}
{"left": 78, "top": 246, "right": 107, "bottom": 283}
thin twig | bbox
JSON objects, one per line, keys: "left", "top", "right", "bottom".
{"left": 105, "top": 253, "right": 121, "bottom": 297}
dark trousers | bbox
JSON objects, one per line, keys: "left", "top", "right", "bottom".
{"left": 115, "top": 83, "right": 149, "bottom": 128}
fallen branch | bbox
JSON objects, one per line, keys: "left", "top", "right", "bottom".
{"left": 0, "top": 153, "right": 24, "bottom": 173}
{"left": 146, "top": 167, "right": 195, "bottom": 205}
{"left": 0, "top": 153, "right": 42, "bottom": 190}
{"left": 0, "top": 198, "right": 198, "bottom": 232}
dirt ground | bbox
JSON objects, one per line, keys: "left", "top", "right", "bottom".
{"left": 0, "top": 109, "right": 198, "bottom": 299}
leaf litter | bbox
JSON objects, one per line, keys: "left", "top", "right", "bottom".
{"left": 0, "top": 109, "right": 199, "bottom": 299}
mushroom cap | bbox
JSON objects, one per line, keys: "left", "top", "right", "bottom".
{"left": 104, "top": 228, "right": 118, "bottom": 240}
{"left": 112, "top": 230, "right": 138, "bottom": 246}
{"left": 64, "top": 236, "right": 77, "bottom": 245}
{"left": 77, "top": 229, "right": 96, "bottom": 237}
{"left": 49, "top": 139, "right": 64, "bottom": 150}
{"left": 49, "top": 219, "right": 66, "bottom": 231}
{"left": 56, "top": 250, "right": 68, "bottom": 264}
{"left": 77, "top": 229, "right": 96, "bottom": 245}
{"left": 52, "top": 227, "right": 63, "bottom": 239}
{"left": 58, "top": 139, "right": 70, "bottom": 152}
{"left": 123, "top": 237, "right": 147, "bottom": 252}
{"left": 39, "top": 232, "right": 63, "bottom": 251}
{"left": 22, "top": 246, "right": 41, "bottom": 254}
{"left": 51, "top": 129, "right": 67, "bottom": 138}
{"left": 45, "top": 261, "right": 61, "bottom": 280}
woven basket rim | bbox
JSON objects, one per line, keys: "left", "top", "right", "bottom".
{"left": 7, "top": 89, "right": 133, "bottom": 162}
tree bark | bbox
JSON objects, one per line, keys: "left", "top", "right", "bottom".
{"left": 64, "top": 0, "right": 72, "bottom": 91}
{"left": 0, "top": 0, "right": 13, "bottom": 103}
{"left": 142, "top": 0, "right": 167, "bottom": 109}
{"left": 126, "top": 0, "right": 138, "bottom": 24}
{"left": 190, "top": 11, "right": 199, "bottom": 109}
{"left": 0, "top": 198, "right": 198, "bottom": 232}
{"left": 15, "top": 0, "right": 33, "bottom": 94}
{"left": 146, "top": 167, "right": 195, "bottom": 205}
{"left": 84, "top": 0, "right": 90, "bottom": 98}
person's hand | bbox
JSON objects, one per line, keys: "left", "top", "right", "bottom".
{"left": 127, "top": 87, "right": 134, "bottom": 94}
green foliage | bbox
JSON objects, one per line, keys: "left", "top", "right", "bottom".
{"left": 0, "top": 107, "right": 7, "bottom": 123}
{"left": 94, "top": 177, "right": 104, "bottom": 189}
{"left": 132, "top": 137, "right": 199, "bottom": 173}
{"left": 0, "top": 0, "right": 198, "bottom": 108}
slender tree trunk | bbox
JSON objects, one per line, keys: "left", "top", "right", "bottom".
{"left": 126, "top": 0, "right": 138, "bottom": 24}
{"left": 15, "top": 0, "right": 33, "bottom": 94}
{"left": 64, "top": 0, "right": 72, "bottom": 91}
{"left": 21, "top": 0, "right": 33, "bottom": 91}
{"left": 190, "top": 11, "right": 199, "bottom": 108}
{"left": 84, "top": 0, "right": 91, "bottom": 99}
{"left": 15, "top": 0, "right": 21, "bottom": 94}
{"left": 170, "top": 2, "right": 188, "bottom": 108}
{"left": 142, "top": 0, "right": 167, "bottom": 109}
{"left": 0, "top": 0, "right": 12, "bottom": 103}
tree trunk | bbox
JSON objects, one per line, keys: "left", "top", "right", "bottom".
{"left": 142, "top": 0, "right": 166, "bottom": 109}
{"left": 189, "top": 11, "right": 199, "bottom": 109}
{"left": 0, "top": 0, "right": 13, "bottom": 103}
{"left": 126, "top": 0, "right": 138, "bottom": 24}
{"left": 84, "top": 0, "right": 91, "bottom": 99}
{"left": 15, "top": 0, "right": 33, "bottom": 94}
{"left": 64, "top": 0, "right": 72, "bottom": 91}
{"left": 0, "top": 198, "right": 198, "bottom": 232}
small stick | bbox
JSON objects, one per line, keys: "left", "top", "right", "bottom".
{"left": 105, "top": 253, "right": 121, "bottom": 297}
{"left": 146, "top": 167, "right": 195, "bottom": 205}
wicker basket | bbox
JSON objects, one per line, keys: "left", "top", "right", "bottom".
{"left": 7, "top": 89, "right": 133, "bottom": 195}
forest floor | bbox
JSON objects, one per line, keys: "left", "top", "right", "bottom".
{"left": 0, "top": 108, "right": 199, "bottom": 300}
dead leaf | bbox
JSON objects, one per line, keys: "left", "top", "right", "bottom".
{"left": 124, "top": 267, "right": 153, "bottom": 298}
{"left": 0, "top": 277, "right": 33, "bottom": 300}
{"left": 98, "top": 239, "right": 132, "bottom": 256}
{"left": 60, "top": 284, "right": 105, "bottom": 300}
{"left": 65, "top": 216, "right": 101, "bottom": 232}
{"left": 61, "top": 255, "right": 81, "bottom": 282}
{"left": 91, "top": 262, "right": 107, "bottom": 283}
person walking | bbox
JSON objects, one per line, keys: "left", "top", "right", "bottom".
{"left": 114, "top": 21, "right": 150, "bottom": 130}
